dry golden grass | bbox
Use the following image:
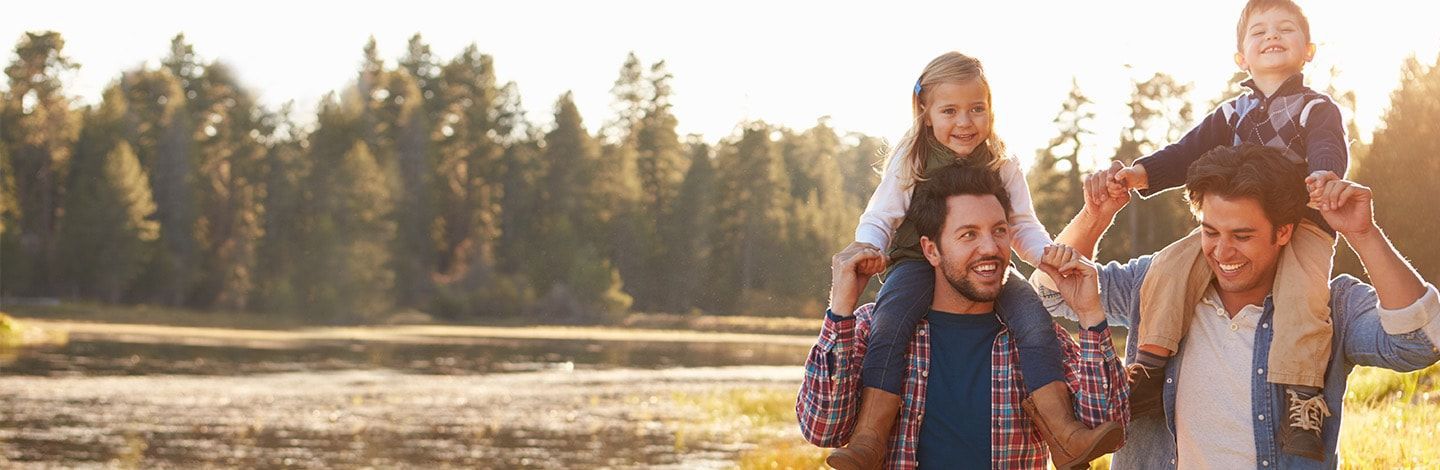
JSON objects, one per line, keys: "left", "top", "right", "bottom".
{"left": 725, "top": 365, "right": 1440, "bottom": 468}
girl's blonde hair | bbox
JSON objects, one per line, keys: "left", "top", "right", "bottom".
{"left": 888, "top": 51, "right": 1007, "bottom": 187}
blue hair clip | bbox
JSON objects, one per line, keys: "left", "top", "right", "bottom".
{"left": 914, "top": 81, "right": 922, "bottom": 96}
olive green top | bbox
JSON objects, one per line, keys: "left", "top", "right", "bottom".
{"left": 884, "top": 142, "right": 995, "bottom": 277}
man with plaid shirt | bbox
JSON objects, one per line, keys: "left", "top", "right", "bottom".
{"left": 796, "top": 164, "right": 1129, "bottom": 469}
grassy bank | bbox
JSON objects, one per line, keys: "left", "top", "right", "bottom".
{"left": 721, "top": 364, "right": 1440, "bottom": 469}
{"left": 0, "top": 311, "right": 67, "bottom": 348}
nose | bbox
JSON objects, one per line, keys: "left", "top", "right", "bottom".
{"left": 1214, "top": 238, "right": 1236, "bottom": 260}
{"left": 977, "top": 234, "right": 1003, "bottom": 257}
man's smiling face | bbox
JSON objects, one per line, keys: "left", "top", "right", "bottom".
{"left": 1199, "top": 193, "right": 1294, "bottom": 300}
{"left": 924, "top": 194, "right": 1011, "bottom": 303}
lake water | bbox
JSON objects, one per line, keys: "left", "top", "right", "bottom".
{"left": 0, "top": 325, "right": 812, "bottom": 468}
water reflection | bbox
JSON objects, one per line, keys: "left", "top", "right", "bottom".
{"left": 1, "top": 335, "right": 806, "bottom": 377}
{"left": 0, "top": 332, "right": 809, "bottom": 468}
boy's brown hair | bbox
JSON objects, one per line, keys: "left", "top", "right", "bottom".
{"left": 1236, "top": 0, "right": 1312, "bottom": 51}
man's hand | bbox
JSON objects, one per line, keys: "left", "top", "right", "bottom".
{"left": 1084, "top": 161, "right": 1132, "bottom": 220}
{"left": 829, "top": 245, "right": 884, "bottom": 317}
{"left": 1036, "top": 244, "right": 1105, "bottom": 329}
{"left": 1311, "top": 172, "right": 1378, "bottom": 240}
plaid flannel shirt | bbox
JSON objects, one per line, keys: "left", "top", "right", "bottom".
{"left": 796, "top": 303, "right": 1129, "bottom": 469}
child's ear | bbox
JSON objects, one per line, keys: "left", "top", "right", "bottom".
{"left": 922, "top": 236, "right": 942, "bottom": 267}
{"left": 1234, "top": 52, "right": 1249, "bottom": 71}
{"left": 1305, "top": 43, "right": 1316, "bottom": 62}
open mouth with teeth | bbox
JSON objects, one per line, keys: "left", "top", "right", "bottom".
{"left": 1215, "top": 261, "right": 1247, "bottom": 276}
{"left": 1261, "top": 45, "right": 1287, "bottom": 54}
{"left": 952, "top": 132, "right": 978, "bottom": 143}
{"left": 970, "top": 259, "right": 1003, "bottom": 279}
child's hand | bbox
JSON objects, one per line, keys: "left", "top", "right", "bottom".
{"left": 834, "top": 241, "right": 886, "bottom": 277}
{"left": 1100, "top": 160, "right": 1129, "bottom": 198}
{"left": 1084, "top": 161, "right": 1132, "bottom": 219}
{"left": 1111, "top": 162, "right": 1149, "bottom": 191}
{"left": 1305, "top": 170, "right": 1340, "bottom": 210}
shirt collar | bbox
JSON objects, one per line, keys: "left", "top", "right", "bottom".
{"left": 1240, "top": 73, "right": 1307, "bottom": 101}
{"left": 1200, "top": 286, "right": 1268, "bottom": 319}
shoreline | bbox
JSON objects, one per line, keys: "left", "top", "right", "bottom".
{"left": 17, "top": 317, "right": 819, "bottom": 349}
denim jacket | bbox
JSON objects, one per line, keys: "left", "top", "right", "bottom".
{"left": 1035, "top": 255, "right": 1440, "bottom": 469}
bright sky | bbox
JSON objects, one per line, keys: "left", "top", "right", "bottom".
{"left": 4, "top": 1, "right": 1438, "bottom": 170}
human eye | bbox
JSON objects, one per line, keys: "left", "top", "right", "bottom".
{"left": 960, "top": 231, "right": 975, "bottom": 240}
{"left": 1235, "top": 234, "right": 1253, "bottom": 242}
{"left": 971, "top": 105, "right": 987, "bottom": 114}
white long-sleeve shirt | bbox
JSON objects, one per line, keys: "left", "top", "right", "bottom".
{"left": 855, "top": 145, "right": 1052, "bottom": 266}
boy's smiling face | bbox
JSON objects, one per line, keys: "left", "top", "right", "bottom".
{"left": 1235, "top": 7, "right": 1315, "bottom": 77}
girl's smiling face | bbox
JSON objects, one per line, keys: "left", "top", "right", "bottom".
{"left": 923, "top": 79, "right": 991, "bottom": 156}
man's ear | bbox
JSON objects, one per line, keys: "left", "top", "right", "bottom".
{"left": 1275, "top": 223, "right": 1296, "bottom": 246}
{"left": 921, "top": 236, "right": 942, "bottom": 267}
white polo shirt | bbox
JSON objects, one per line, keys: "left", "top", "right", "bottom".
{"left": 1174, "top": 288, "right": 1266, "bottom": 469}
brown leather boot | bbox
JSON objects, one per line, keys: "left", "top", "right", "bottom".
{"left": 1125, "top": 362, "right": 1165, "bottom": 417}
{"left": 1021, "top": 381, "right": 1125, "bottom": 470}
{"left": 825, "top": 387, "right": 903, "bottom": 470}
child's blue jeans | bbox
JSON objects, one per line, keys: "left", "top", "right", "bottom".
{"left": 860, "top": 259, "right": 1066, "bottom": 394}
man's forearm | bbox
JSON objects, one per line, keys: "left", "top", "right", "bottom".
{"left": 1055, "top": 207, "right": 1117, "bottom": 259}
{"left": 1347, "top": 226, "right": 1428, "bottom": 309}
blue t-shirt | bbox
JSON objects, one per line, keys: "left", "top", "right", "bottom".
{"left": 917, "top": 310, "right": 1002, "bottom": 467}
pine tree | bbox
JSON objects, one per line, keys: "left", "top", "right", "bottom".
{"left": 662, "top": 138, "right": 717, "bottom": 312}
{"left": 631, "top": 60, "right": 689, "bottom": 311}
{"left": 1, "top": 31, "right": 80, "bottom": 295}
{"left": 838, "top": 133, "right": 886, "bottom": 212}
{"left": 399, "top": 33, "right": 444, "bottom": 122}
{"left": 0, "top": 139, "right": 18, "bottom": 297}
{"left": 1029, "top": 79, "right": 1094, "bottom": 234}
{"left": 58, "top": 91, "right": 158, "bottom": 302}
{"left": 162, "top": 35, "right": 268, "bottom": 310}
{"left": 495, "top": 82, "right": 541, "bottom": 277}
{"left": 297, "top": 97, "right": 396, "bottom": 322}
{"left": 531, "top": 92, "right": 631, "bottom": 320}
{"left": 388, "top": 68, "right": 436, "bottom": 308}
{"left": 712, "top": 122, "right": 790, "bottom": 313}
{"left": 117, "top": 67, "right": 199, "bottom": 306}
{"left": 774, "top": 120, "right": 850, "bottom": 307}
{"left": 432, "top": 44, "right": 503, "bottom": 283}
{"left": 1101, "top": 73, "right": 1198, "bottom": 263}
{"left": 251, "top": 102, "right": 308, "bottom": 313}
{"left": 1352, "top": 54, "right": 1440, "bottom": 281}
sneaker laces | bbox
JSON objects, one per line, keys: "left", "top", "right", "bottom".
{"left": 1125, "top": 363, "right": 1154, "bottom": 383}
{"left": 1286, "top": 390, "right": 1331, "bottom": 432}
